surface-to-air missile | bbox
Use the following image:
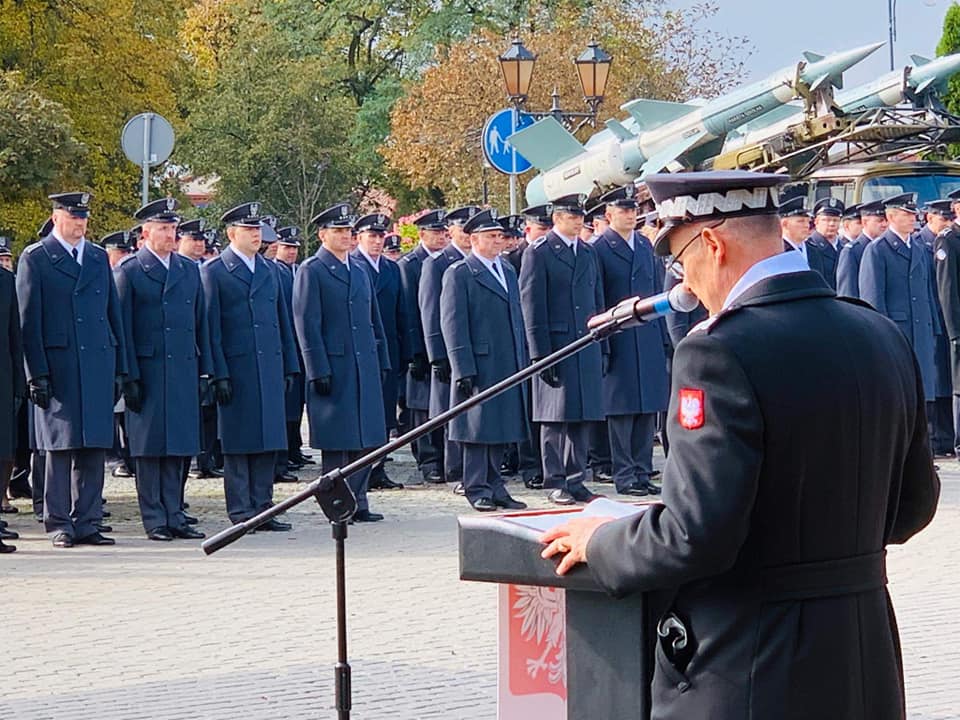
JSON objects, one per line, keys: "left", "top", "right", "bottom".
{"left": 721, "top": 52, "right": 960, "bottom": 153}
{"left": 509, "top": 42, "right": 884, "bottom": 205}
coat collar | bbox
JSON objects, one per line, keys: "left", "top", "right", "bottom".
{"left": 546, "top": 230, "right": 577, "bottom": 269}
{"left": 600, "top": 227, "right": 635, "bottom": 264}
{"left": 465, "top": 253, "right": 508, "bottom": 301}
{"left": 722, "top": 270, "right": 835, "bottom": 316}
{"left": 40, "top": 234, "right": 80, "bottom": 280}
{"left": 881, "top": 228, "right": 913, "bottom": 261}
{"left": 317, "top": 246, "right": 351, "bottom": 285}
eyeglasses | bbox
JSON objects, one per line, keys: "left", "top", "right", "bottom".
{"left": 665, "top": 220, "right": 725, "bottom": 280}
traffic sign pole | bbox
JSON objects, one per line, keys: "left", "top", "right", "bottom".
{"left": 121, "top": 112, "right": 175, "bottom": 208}
{"left": 141, "top": 113, "right": 153, "bottom": 206}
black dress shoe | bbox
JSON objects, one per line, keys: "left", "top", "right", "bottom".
{"left": 275, "top": 472, "right": 298, "bottom": 483}
{"left": 637, "top": 477, "right": 661, "bottom": 495}
{"left": 9, "top": 469, "right": 32, "bottom": 498}
{"left": 423, "top": 470, "right": 445, "bottom": 484}
{"left": 0, "top": 539, "right": 15, "bottom": 553}
{"left": 592, "top": 469, "right": 614, "bottom": 483}
{"left": 147, "top": 527, "right": 173, "bottom": 541}
{"left": 494, "top": 496, "right": 528, "bottom": 510}
{"left": 452, "top": 482, "right": 465, "bottom": 496}
{"left": 76, "top": 532, "right": 116, "bottom": 546}
{"left": 260, "top": 518, "right": 292, "bottom": 531}
{"left": 470, "top": 497, "right": 498, "bottom": 512}
{"left": 0, "top": 527, "right": 19, "bottom": 540}
{"left": 170, "top": 525, "right": 206, "bottom": 539}
{"left": 499, "top": 463, "right": 519, "bottom": 476}
{"left": 618, "top": 485, "right": 649, "bottom": 497}
{"left": 287, "top": 461, "right": 304, "bottom": 472}
{"left": 96, "top": 524, "right": 113, "bottom": 533}
{"left": 102, "top": 509, "right": 112, "bottom": 518}
{"left": 183, "top": 513, "right": 199, "bottom": 525}
{"left": 546, "top": 488, "right": 576, "bottom": 506}
{"left": 571, "top": 488, "right": 604, "bottom": 503}
{"left": 523, "top": 475, "right": 544, "bottom": 490}
{"left": 295, "top": 453, "right": 315, "bottom": 465}
{"left": 112, "top": 466, "right": 135, "bottom": 478}
{"left": 353, "top": 509, "right": 384, "bottom": 522}
{"left": 370, "top": 476, "right": 404, "bottom": 490}
{"left": 52, "top": 532, "right": 74, "bottom": 548}
{"left": 0, "top": 518, "right": 6, "bottom": 527}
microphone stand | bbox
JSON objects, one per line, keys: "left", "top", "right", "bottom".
{"left": 200, "top": 308, "right": 638, "bottom": 720}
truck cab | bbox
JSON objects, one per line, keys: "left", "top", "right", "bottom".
{"left": 791, "top": 161, "right": 960, "bottom": 207}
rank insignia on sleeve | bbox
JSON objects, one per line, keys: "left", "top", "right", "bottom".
{"left": 679, "top": 388, "right": 705, "bottom": 429}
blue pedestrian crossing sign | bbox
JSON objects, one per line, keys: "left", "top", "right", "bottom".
{"left": 482, "top": 108, "right": 534, "bottom": 175}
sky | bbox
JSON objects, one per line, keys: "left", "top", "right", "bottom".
{"left": 667, "top": 0, "right": 954, "bottom": 89}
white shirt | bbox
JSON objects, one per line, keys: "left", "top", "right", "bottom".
{"left": 623, "top": 231, "right": 635, "bottom": 252}
{"left": 54, "top": 230, "right": 86, "bottom": 265}
{"left": 231, "top": 245, "right": 257, "bottom": 274}
{"left": 891, "top": 228, "right": 911, "bottom": 248}
{"left": 474, "top": 253, "right": 508, "bottom": 291}
{"left": 722, "top": 249, "right": 811, "bottom": 312}
{"left": 424, "top": 243, "right": 443, "bottom": 259}
{"left": 553, "top": 230, "right": 577, "bottom": 256}
{"left": 358, "top": 248, "right": 380, "bottom": 273}
{"left": 147, "top": 246, "right": 171, "bottom": 270}
{"left": 782, "top": 237, "right": 810, "bottom": 266}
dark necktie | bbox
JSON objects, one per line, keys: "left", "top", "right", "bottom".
{"left": 492, "top": 261, "right": 504, "bottom": 287}
{"left": 72, "top": 247, "right": 79, "bottom": 263}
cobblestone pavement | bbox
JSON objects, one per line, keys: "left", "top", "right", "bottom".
{"left": 0, "top": 445, "right": 957, "bottom": 719}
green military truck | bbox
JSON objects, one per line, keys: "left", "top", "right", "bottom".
{"left": 793, "top": 160, "right": 960, "bottom": 207}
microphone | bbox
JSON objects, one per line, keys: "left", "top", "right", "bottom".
{"left": 587, "top": 284, "right": 700, "bottom": 334}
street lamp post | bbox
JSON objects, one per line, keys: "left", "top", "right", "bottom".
{"left": 496, "top": 37, "right": 613, "bottom": 210}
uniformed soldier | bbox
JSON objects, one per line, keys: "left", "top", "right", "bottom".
{"left": 420, "top": 206, "right": 475, "bottom": 487}
{"left": 519, "top": 193, "right": 605, "bottom": 505}
{"left": 102, "top": 231, "right": 134, "bottom": 269}
{"left": 114, "top": 198, "right": 211, "bottom": 541}
{"left": 918, "top": 201, "right": 956, "bottom": 455}
{"left": 203, "top": 230, "right": 220, "bottom": 261}
{"left": 860, "top": 193, "right": 941, "bottom": 435}
{"left": 505, "top": 205, "right": 551, "bottom": 276}
{"left": 177, "top": 219, "right": 207, "bottom": 267}
{"left": 935, "top": 198, "right": 960, "bottom": 456}
{"left": 0, "top": 237, "right": 13, "bottom": 273}
{"left": 840, "top": 203, "right": 863, "bottom": 244}
{"left": 441, "top": 209, "right": 528, "bottom": 511}
{"left": 259, "top": 215, "right": 279, "bottom": 259}
{"left": 293, "top": 203, "right": 391, "bottom": 522}
{"left": 274, "top": 226, "right": 311, "bottom": 473}
{"left": 541, "top": 170, "right": 939, "bottom": 720}
{"left": 593, "top": 184, "right": 670, "bottom": 496}
{"left": 351, "top": 212, "right": 407, "bottom": 490}
{"left": 382, "top": 233, "right": 403, "bottom": 262}
{"left": 837, "top": 200, "right": 887, "bottom": 298}
{"left": 398, "top": 210, "right": 449, "bottom": 483}
{"left": 129, "top": 224, "right": 144, "bottom": 250}
{"left": 779, "top": 196, "right": 832, "bottom": 281}
{"left": 201, "top": 202, "right": 299, "bottom": 529}
{"left": 0, "top": 256, "right": 24, "bottom": 552}
{"left": 586, "top": 203, "right": 609, "bottom": 241}
{"left": 16, "top": 192, "right": 127, "bottom": 547}
{"left": 806, "top": 197, "right": 845, "bottom": 289}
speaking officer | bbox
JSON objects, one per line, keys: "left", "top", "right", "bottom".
{"left": 398, "top": 210, "right": 449, "bottom": 483}
{"left": 16, "top": 192, "right": 127, "bottom": 548}
{"left": 201, "top": 202, "right": 299, "bottom": 530}
{"left": 0, "top": 261, "right": 24, "bottom": 552}
{"left": 274, "top": 226, "right": 309, "bottom": 474}
{"left": 420, "top": 205, "right": 475, "bottom": 485}
{"left": 114, "top": 198, "right": 210, "bottom": 541}
{"left": 860, "top": 193, "right": 941, "bottom": 427}
{"left": 519, "top": 193, "right": 605, "bottom": 506}
{"left": 351, "top": 212, "right": 408, "bottom": 490}
{"left": 542, "top": 170, "right": 939, "bottom": 720}
{"left": 441, "top": 209, "right": 528, "bottom": 512}
{"left": 293, "top": 203, "right": 391, "bottom": 522}
{"left": 594, "top": 185, "right": 669, "bottom": 496}
{"left": 837, "top": 201, "right": 887, "bottom": 298}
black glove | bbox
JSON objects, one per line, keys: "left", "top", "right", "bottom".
{"left": 602, "top": 354, "right": 611, "bottom": 377}
{"left": 311, "top": 376, "right": 332, "bottom": 396}
{"left": 114, "top": 376, "right": 124, "bottom": 405}
{"left": 212, "top": 378, "right": 233, "bottom": 406}
{"left": 29, "top": 377, "right": 51, "bottom": 409}
{"left": 456, "top": 375, "right": 476, "bottom": 396}
{"left": 123, "top": 379, "right": 143, "bottom": 413}
{"left": 432, "top": 358, "right": 451, "bottom": 383}
{"left": 539, "top": 364, "right": 561, "bottom": 388}
{"left": 408, "top": 353, "right": 429, "bottom": 381}
{"left": 284, "top": 374, "right": 297, "bottom": 393}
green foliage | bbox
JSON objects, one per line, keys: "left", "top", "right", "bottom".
{"left": 937, "top": 3, "right": 960, "bottom": 115}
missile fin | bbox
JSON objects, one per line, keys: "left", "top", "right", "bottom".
{"left": 506, "top": 117, "right": 584, "bottom": 171}
{"left": 638, "top": 130, "right": 705, "bottom": 178}
{"left": 911, "top": 55, "right": 932, "bottom": 67}
{"left": 803, "top": 51, "right": 825, "bottom": 63}
{"left": 620, "top": 99, "right": 700, "bottom": 131}
{"left": 605, "top": 118, "right": 636, "bottom": 141}
{"left": 914, "top": 77, "right": 937, "bottom": 95}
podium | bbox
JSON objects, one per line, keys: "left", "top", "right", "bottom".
{"left": 459, "top": 502, "right": 656, "bottom": 720}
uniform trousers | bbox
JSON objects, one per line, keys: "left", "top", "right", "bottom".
{"left": 223, "top": 452, "right": 276, "bottom": 523}
{"left": 43, "top": 448, "right": 105, "bottom": 538}
{"left": 587, "top": 420, "right": 612, "bottom": 473}
{"left": 518, "top": 380, "right": 542, "bottom": 481}
{"left": 321, "top": 450, "right": 373, "bottom": 512}
{"left": 462, "top": 442, "right": 508, "bottom": 503}
{"left": 932, "top": 396, "right": 954, "bottom": 455}
{"left": 608, "top": 413, "right": 657, "bottom": 492}
{"left": 31, "top": 450, "right": 45, "bottom": 519}
{"left": 410, "top": 409, "right": 442, "bottom": 475}
{"left": 953, "top": 396, "right": 960, "bottom": 456}
{"left": 135, "top": 456, "right": 188, "bottom": 532}
{"left": 443, "top": 430, "right": 463, "bottom": 482}
{"left": 540, "top": 422, "right": 590, "bottom": 494}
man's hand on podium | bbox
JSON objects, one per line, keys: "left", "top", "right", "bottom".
{"left": 540, "top": 516, "right": 615, "bottom": 576}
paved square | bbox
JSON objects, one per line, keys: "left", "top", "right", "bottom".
{"left": 1, "top": 447, "right": 957, "bottom": 719}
